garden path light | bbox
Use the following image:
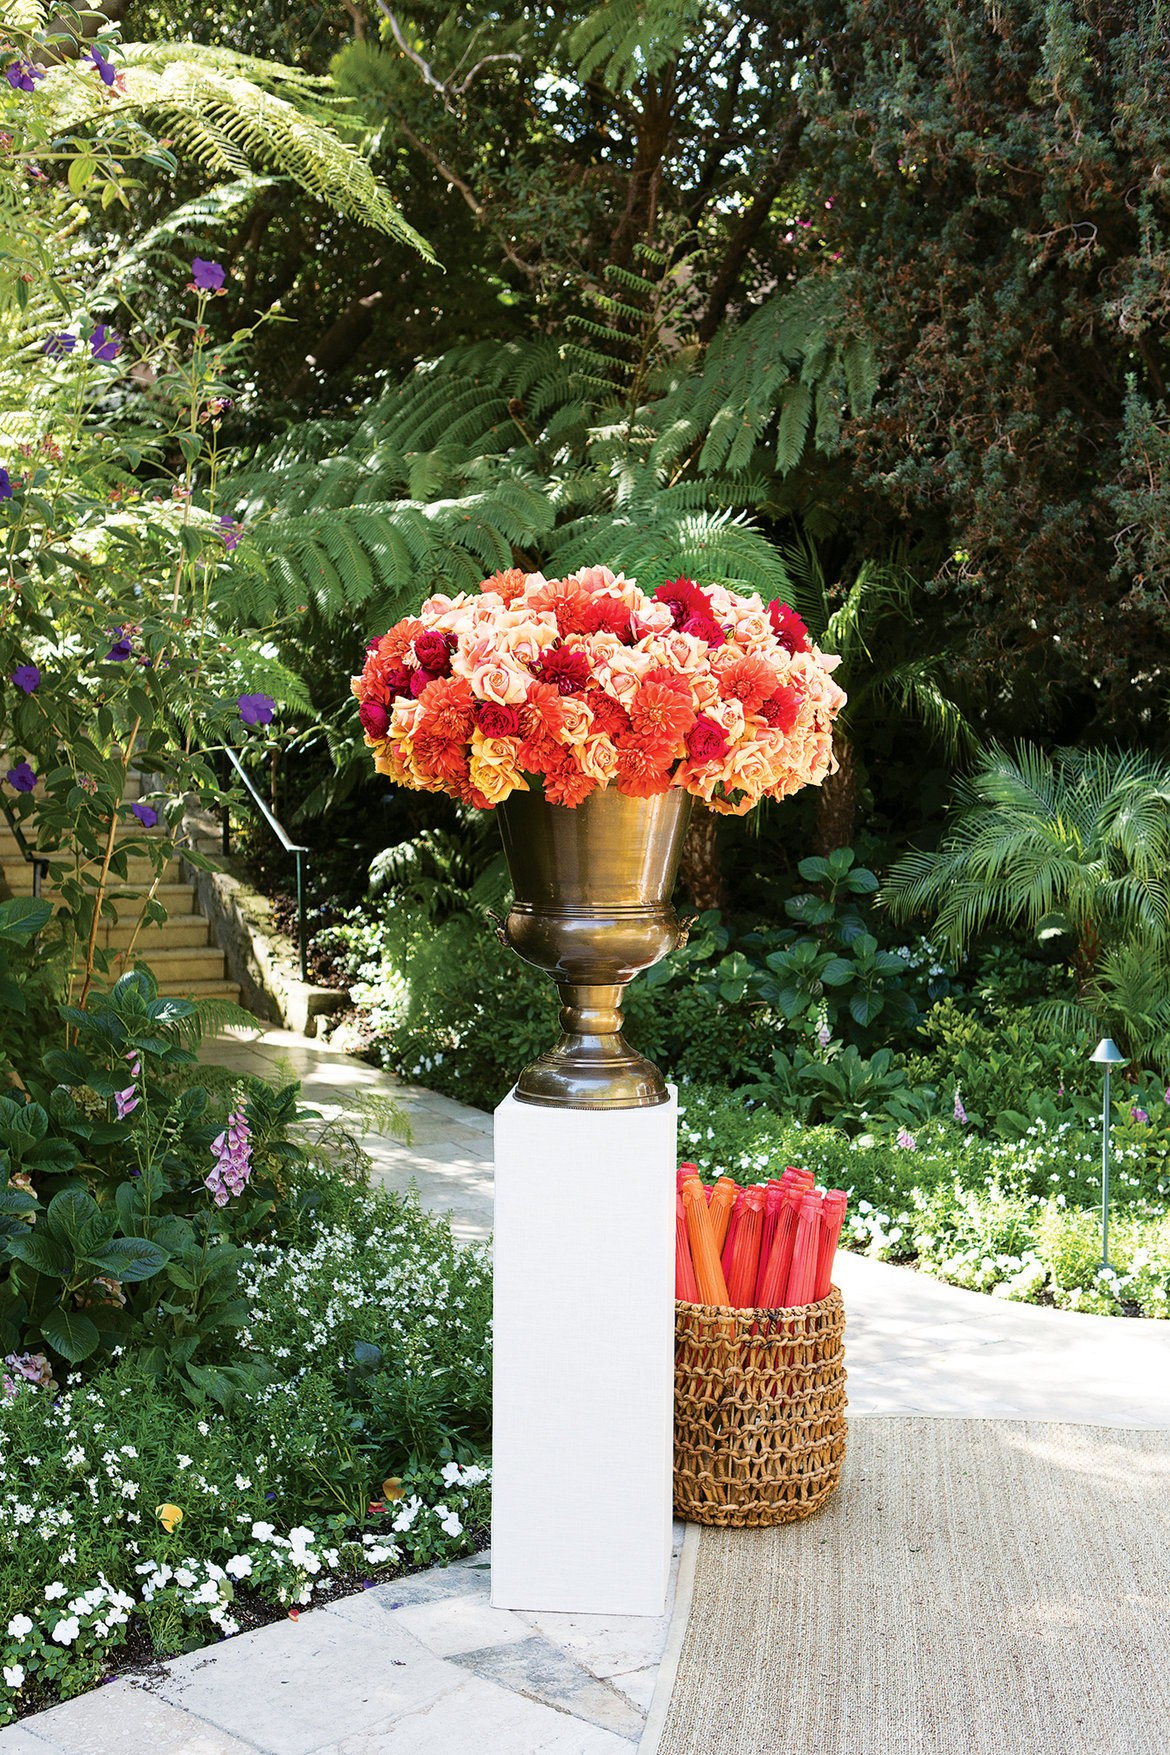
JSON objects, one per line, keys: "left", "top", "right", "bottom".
{"left": 1089, "top": 1038, "right": 1127, "bottom": 1270}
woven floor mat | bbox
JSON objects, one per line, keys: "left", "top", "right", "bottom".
{"left": 656, "top": 1417, "right": 1170, "bottom": 1755}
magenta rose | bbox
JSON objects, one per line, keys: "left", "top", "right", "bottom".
{"left": 681, "top": 611, "right": 725, "bottom": 647}
{"left": 410, "top": 668, "right": 439, "bottom": 698}
{"left": 359, "top": 699, "right": 390, "bottom": 738}
{"left": 414, "top": 631, "right": 452, "bottom": 673}
{"left": 686, "top": 715, "right": 730, "bottom": 763}
{"left": 476, "top": 701, "right": 520, "bottom": 737}
{"left": 384, "top": 665, "right": 412, "bottom": 697}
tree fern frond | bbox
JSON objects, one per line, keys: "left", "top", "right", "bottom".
{"left": 42, "top": 44, "right": 433, "bottom": 253}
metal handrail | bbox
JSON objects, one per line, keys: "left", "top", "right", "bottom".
{"left": 0, "top": 795, "right": 51, "bottom": 899}
{"left": 219, "top": 747, "right": 310, "bottom": 982}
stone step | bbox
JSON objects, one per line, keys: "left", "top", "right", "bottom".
{"left": 97, "top": 915, "right": 211, "bottom": 950}
{"left": 92, "top": 945, "right": 228, "bottom": 983}
{"left": 156, "top": 978, "right": 241, "bottom": 1001}
{"left": 4, "top": 854, "right": 183, "bottom": 891}
{"left": 0, "top": 825, "right": 160, "bottom": 858}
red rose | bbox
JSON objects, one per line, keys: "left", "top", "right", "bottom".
{"left": 384, "top": 665, "right": 413, "bottom": 697}
{"left": 538, "top": 644, "right": 590, "bottom": 695}
{"left": 359, "top": 699, "right": 390, "bottom": 738}
{"left": 686, "top": 714, "right": 730, "bottom": 763}
{"left": 768, "top": 600, "right": 811, "bottom": 654}
{"left": 476, "top": 701, "right": 520, "bottom": 737}
{"left": 410, "top": 667, "right": 439, "bottom": 697}
{"left": 681, "top": 611, "right": 725, "bottom": 647}
{"left": 414, "top": 630, "right": 452, "bottom": 672}
{"left": 759, "top": 683, "right": 801, "bottom": 735}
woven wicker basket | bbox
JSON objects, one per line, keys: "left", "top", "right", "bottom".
{"left": 673, "top": 1288, "right": 847, "bottom": 1528}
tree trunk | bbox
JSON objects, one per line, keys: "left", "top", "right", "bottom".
{"left": 813, "top": 736, "right": 858, "bottom": 855}
{"left": 697, "top": 114, "right": 804, "bottom": 344}
{"left": 678, "top": 802, "right": 727, "bottom": 912}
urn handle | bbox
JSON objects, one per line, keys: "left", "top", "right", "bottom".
{"left": 487, "top": 908, "right": 510, "bottom": 948}
{"left": 675, "top": 913, "right": 698, "bottom": 951}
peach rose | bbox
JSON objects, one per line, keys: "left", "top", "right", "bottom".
{"left": 557, "top": 696, "right": 596, "bottom": 745}
{"left": 469, "top": 731, "right": 529, "bottom": 804}
{"left": 631, "top": 598, "right": 677, "bottom": 638}
{"left": 641, "top": 629, "right": 708, "bottom": 675}
{"left": 569, "top": 564, "right": 617, "bottom": 594}
{"left": 579, "top": 733, "right": 619, "bottom": 785}
{"left": 497, "top": 618, "right": 559, "bottom": 667}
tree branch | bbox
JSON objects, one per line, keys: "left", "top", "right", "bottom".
{"left": 394, "top": 113, "right": 538, "bottom": 280}
{"left": 697, "top": 113, "right": 805, "bottom": 344}
{"left": 375, "top": 2, "right": 519, "bottom": 106}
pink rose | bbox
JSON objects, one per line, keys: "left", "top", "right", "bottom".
{"left": 476, "top": 701, "right": 520, "bottom": 737}
{"left": 359, "top": 699, "right": 390, "bottom": 738}
{"left": 686, "top": 715, "right": 730, "bottom": 763}
{"left": 414, "top": 630, "right": 453, "bottom": 672}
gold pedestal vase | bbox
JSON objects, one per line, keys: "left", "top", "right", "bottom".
{"left": 496, "top": 787, "right": 693, "bottom": 1109}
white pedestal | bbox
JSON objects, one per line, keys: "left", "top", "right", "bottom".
{"left": 491, "top": 1087, "right": 676, "bottom": 1616}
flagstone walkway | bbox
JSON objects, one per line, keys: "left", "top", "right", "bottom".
{"left": 6, "top": 1024, "right": 1169, "bottom": 1755}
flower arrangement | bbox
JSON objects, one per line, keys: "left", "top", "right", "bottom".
{"left": 352, "top": 567, "right": 846, "bottom": 815}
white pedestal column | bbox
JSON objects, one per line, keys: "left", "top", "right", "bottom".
{"left": 491, "top": 1087, "right": 676, "bottom": 1616}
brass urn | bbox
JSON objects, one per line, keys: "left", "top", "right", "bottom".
{"left": 496, "top": 787, "right": 693, "bottom": 1109}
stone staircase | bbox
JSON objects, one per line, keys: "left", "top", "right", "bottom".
{"left": 1, "top": 771, "right": 242, "bottom": 1002}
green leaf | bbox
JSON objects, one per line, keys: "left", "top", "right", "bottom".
{"left": 0, "top": 898, "right": 52, "bottom": 942}
{"left": 6, "top": 1232, "right": 72, "bottom": 1278}
{"left": 85, "top": 1238, "right": 170, "bottom": 1284}
{"left": 820, "top": 956, "right": 855, "bottom": 987}
{"left": 39, "top": 1305, "right": 101, "bottom": 1364}
{"left": 849, "top": 991, "right": 885, "bottom": 1027}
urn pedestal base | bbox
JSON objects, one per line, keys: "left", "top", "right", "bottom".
{"left": 490, "top": 1087, "right": 676, "bottom": 1616}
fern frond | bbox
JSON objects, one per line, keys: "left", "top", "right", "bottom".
{"left": 42, "top": 44, "right": 432, "bottom": 253}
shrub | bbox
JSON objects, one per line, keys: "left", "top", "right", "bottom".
{"left": 676, "top": 1084, "right": 1170, "bottom": 1317}
{"left": 0, "top": 1165, "right": 491, "bottom": 1724}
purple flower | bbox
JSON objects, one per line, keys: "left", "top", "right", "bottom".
{"left": 192, "top": 258, "right": 226, "bottom": 294}
{"left": 11, "top": 665, "right": 39, "bottom": 694}
{"left": 895, "top": 1127, "right": 917, "bottom": 1151}
{"left": 43, "top": 333, "right": 77, "bottom": 358}
{"left": 238, "top": 692, "right": 275, "bottom": 727}
{"left": 0, "top": 469, "right": 12, "bottom": 501}
{"left": 89, "top": 47, "right": 116, "bottom": 86}
{"left": 953, "top": 1089, "right": 967, "bottom": 1125}
{"left": 1131, "top": 1106, "right": 1149, "bottom": 1125}
{"left": 105, "top": 629, "right": 132, "bottom": 662}
{"left": 206, "top": 1105, "right": 252, "bottom": 1205}
{"left": 130, "top": 801, "right": 158, "bottom": 828}
{"left": 89, "top": 325, "right": 121, "bottom": 363}
{"left": 5, "top": 60, "right": 45, "bottom": 93}
{"left": 114, "top": 1087, "right": 138, "bottom": 1120}
{"left": 219, "top": 513, "right": 242, "bottom": 552}
{"left": 6, "top": 762, "right": 37, "bottom": 793}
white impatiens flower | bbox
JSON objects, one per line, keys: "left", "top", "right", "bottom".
{"left": 3, "top": 1664, "right": 25, "bottom": 1690}
{"left": 43, "top": 1582, "right": 67, "bottom": 1601}
{"left": 250, "top": 1521, "right": 275, "bottom": 1542}
{"left": 6, "top": 1615, "right": 32, "bottom": 1639}
{"left": 440, "top": 1512, "right": 463, "bottom": 1538}
{"left": 173, "top": 1568, "right": 196, "bottom": 1588}
{"left": 51, "top": 1616, "right": 80, "bottom": 1646}
{"left": 224, "top": 1555, "right": 252, "bottom": 1580}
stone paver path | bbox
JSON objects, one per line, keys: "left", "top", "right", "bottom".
{"left": 6, "top": 1024, "right": 1169, "bottom": 1755}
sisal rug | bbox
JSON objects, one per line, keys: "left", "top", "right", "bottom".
{"left": 655, "top": 1418, "right": 1170, "bottom": 1755}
